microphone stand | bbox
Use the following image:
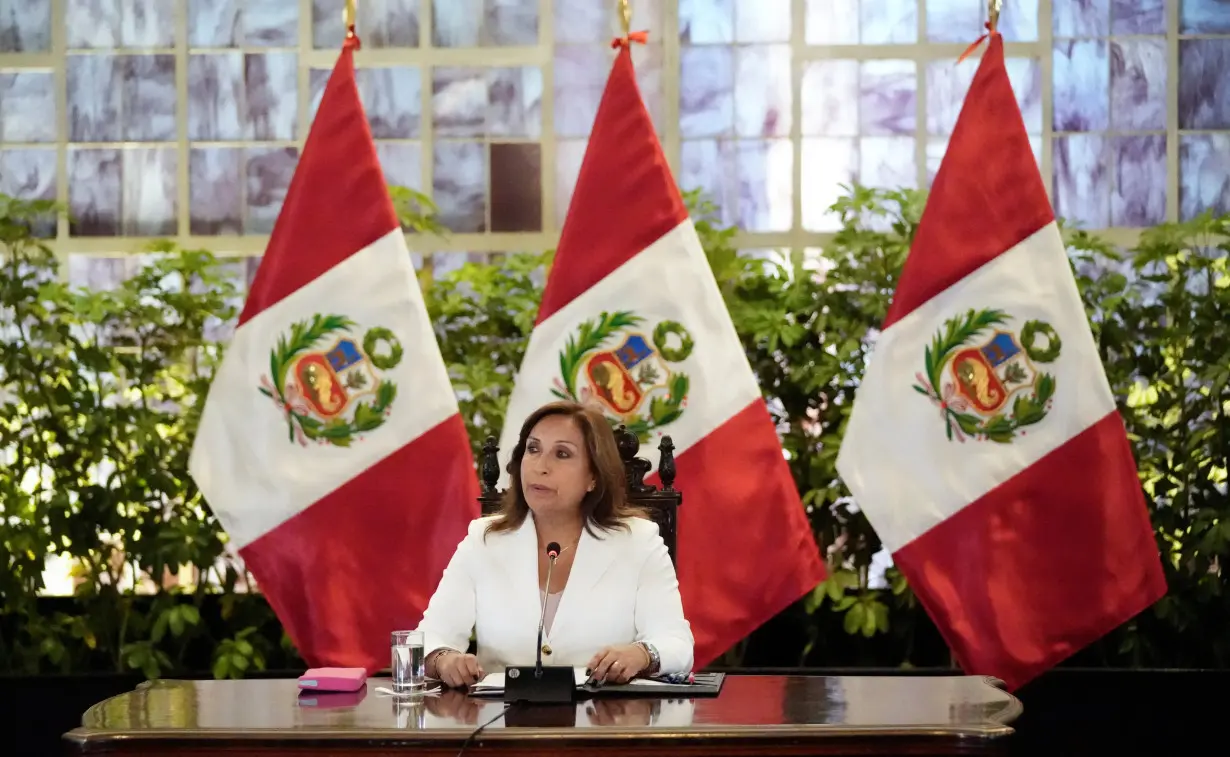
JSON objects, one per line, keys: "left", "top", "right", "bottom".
{"left": 535, "top": 552, "right": 557, "bottom": 679}
{"left": 503, "top": 544, "right": 577, "bottom": 704}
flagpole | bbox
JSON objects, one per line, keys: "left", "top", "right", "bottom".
{"left": 344, "top": 0, "right": 358, "bottom": 42}
{"left": 618, "top": 0, "right": 631, "bottom": 38}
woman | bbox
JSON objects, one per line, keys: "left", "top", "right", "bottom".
{"left": 415, "top": 400, "right": 694, "bottom": 688}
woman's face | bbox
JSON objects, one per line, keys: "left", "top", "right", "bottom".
{"left": 521, "top": 414, "right": 595, "bottom": 520}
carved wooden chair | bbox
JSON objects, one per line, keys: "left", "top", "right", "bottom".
{"left": 477, "top": 426, "right": 683, "bottom": 566}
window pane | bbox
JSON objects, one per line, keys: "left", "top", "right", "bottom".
{"left": 1180, "top": 0, "right": 1230, "bottom": 33}
{"left": 1110, "top": 38, "right": 1166, "bottom": 131}
{"left": 680, "top": 46, "right": 735, "bottom": 138}
{"left": 736, "top": 139, "right": 792, "bottom": 231}
{"left": 0, "top": 72, "right": 55, "bottom": 142}
{"left": 358, "top": 67, "right": 423, "bottom": 139}
{"left": 860, "top": 136, "right": 915, "bottom": 190}
{"left": 1053, "top": 41, "right": 1109, "bottom": 131}
{"left": 1053, "top": 135, "right": 1111, "bottom": 229}
{"left": 805, "top": 0, "right": 859, "bottom": 44}
{"left": 192, "top": 0, "right": 240, "bottom": 47}
{"left": 433, "top": 67, "right": 487, "bottom": 138}
{"left": 241, "top": 53, "right": 296, "bottom": 140}
{"left": 860, "top": 60, "right": 916, "bottom": 135}
{"left": 243, "top": 0, "right": 298, "bottom": 47}
{"left": 734, "top": 0, "right": 791, "bottom": 43}
{"left": 376, "top": 141, "right": 423, "bottom": 192}
{"left": 1052, "top": 0, "right": 1109, "bottom": 38}
{"left": 862, "top": 0, "right": 918, "bottom": 44}
{"left": 680, "top": 139, "right": 739, "bottom": 227}
{"left": 553, "top": 46, "right": 609, "bottom": 136}
{"left": 0, "top": 148, "right": 56, "bottom": 236}
{"left": 0, "top": 0, "right": 51, "bottom": 52}
{"left": 246, "top": 146, "right": 298, "bottom": 234}
{"left": 190, "top": 147, "right": 243, "bottom": 235}
{"left": 1179, "top": 135, "right": 1230, "bottom": 221}
{"left": 1112, "top": 0, "right": 1164, "bottom": 34}
{"left": 487, "top": 67, "right": 543, "bottom": 139}
{"left": 123, "top": 55, "right": 177, "bottom": 141}
{"left": 122, "top": 148, "right": 177, "bottom": 236}
{"left": 926, "top": 0, "right": 984, "bottom": 43}
{"left": 1111, "top": 136, "right": 1166, "bottom": 227}
{"left": 735, "top": 46, "right": 792, "bottom": 138}
{"left": 680, "top": 0, "right": 734, "bottom": 44}
{"left": 433, "top": 141, "right": 487, "bottom": 232}
{"left": 801, "top": 61, "right": 858, "bottom": 137}
{"left": 802, "top": 138, "right": 856, "bottom": 232}
{"left": 485, "top": 0, "right": 539, "bottom": 46}
{"left": 67, "top": 55, "right": 122, "bottom": 142}
{"left": 1178, "top": 39, "right": 1230, "bottom": 130}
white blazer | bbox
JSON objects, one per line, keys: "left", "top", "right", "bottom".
{"left": 416, "top": 513, "right": 694, "bottom": 675}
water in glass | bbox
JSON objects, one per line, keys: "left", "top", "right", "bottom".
{"left": 391, "top": 630, "right": 424, "bottom": 693}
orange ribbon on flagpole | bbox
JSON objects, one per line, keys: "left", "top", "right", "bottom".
{"left": 611, "top": 0, "right": 649, "bottom": 48}
{"left": 612, "top": 30, "right": 649, "bottom": 48}
{"left": 957, "top": 0, "right": 1002, "bottom": 63}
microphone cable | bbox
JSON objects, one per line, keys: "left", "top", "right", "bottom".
{"left": 455, "top": 702, "right": 516, "bottom": 757}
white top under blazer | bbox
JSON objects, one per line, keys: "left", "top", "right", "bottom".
{"left": 415, "top": 513, "right": 695, "bottom": 675}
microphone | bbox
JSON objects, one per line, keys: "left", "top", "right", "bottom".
{"left": 503, "top": 541, "right": 576, "bottom": 704}
{"left": 535, "top": 542, "right": 561, "bottom": 677}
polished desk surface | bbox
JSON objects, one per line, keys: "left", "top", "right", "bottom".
{"left": 64, "top": 674, "right": 1022, "bottom": 755}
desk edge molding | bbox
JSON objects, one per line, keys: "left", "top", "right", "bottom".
{"left": 63, "top": 722, "right": 1017, "bottom": 745}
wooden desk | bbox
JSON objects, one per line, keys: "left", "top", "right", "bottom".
{"left": 63, "top": 674, "right": 1021, "bottom": 756}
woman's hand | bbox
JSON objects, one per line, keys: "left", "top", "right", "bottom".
{"left": 586, "top": 699, "right": 655, "bottom": 726}
{"left": 587, "top": 644, "right": 651, "bottom": 684}
{"left": 435, "top": 651, "right": 484, "bottom": 688}
{"left": 426, "top": 689, "right": 484, "bottom": 724}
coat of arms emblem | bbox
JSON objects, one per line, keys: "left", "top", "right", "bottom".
{"left": 552, "top": 311, "right": 693, "bottom": 441}
{"left": 258, "top": 314, "right": 403, "bottom": 447}
{"left": 912, "top": 308, "right": 1062, "bottom": 443}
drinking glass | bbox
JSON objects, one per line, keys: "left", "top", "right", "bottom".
{"left": 391, "top": 630, "right": 425, "bottom": 693}
{"left": 393, "top": 695, "right": 425, "bottom": 728}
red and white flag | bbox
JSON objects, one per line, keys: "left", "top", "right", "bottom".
{"left": 189, "top": 34, "right": 480, "bottom": 672}
{"left": 836, "top": 32, "right": 1166, "bottom": 690}
{"left": 499, "top": 40, "right": 827, "bottom": 670}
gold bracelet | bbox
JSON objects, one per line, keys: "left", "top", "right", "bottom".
{"left": 426, "top": 647, "right": 457, "bottom": 673}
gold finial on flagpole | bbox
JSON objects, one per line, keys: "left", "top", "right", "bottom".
{"left": 988, "top": 0, "right": 1002, "bottom": 33}
{"left": 618, "top": 0, "right": 631, "bottom": 38}
{"left": 344, "top": 0, "right": 357, "bottom": 37}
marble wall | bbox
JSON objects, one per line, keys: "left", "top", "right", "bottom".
{"left": 1, "top": 0, "right": 1228, "bottom": 292}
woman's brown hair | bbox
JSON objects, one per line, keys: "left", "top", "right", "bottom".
{"left": 484, "top": 400, "right": 646, "bottom": 538}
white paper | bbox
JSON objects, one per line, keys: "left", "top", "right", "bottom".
{"left": 625, "top": 678, "right": 673, "bottom": 686}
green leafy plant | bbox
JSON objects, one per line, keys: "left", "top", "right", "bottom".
{"left": 1071, "top": 211, "right": 1230, "bottom": 668}
{"left": 3, "top": 182, "right": 1227, "bottom": 680}
{"left": 0, "top": 197, "right": 294, "bottom": 677}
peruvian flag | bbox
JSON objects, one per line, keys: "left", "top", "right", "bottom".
{"left": 189, "top": 33, "right": 479, "bottom": 672}
{"left": 835, "top": 32, "right": 1166, "bottom": 691}
{"left": 498, "top": 39, "right": 827, "bottom": 670}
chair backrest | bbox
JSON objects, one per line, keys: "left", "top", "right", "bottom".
{"left": 477, "top": 426, "right": 683, "bottom": 566}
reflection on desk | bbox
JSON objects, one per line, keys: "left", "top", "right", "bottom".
{"left": 64, "top": 674, "right": 1023, "bottom": 755}
{"left": 403, "top": 688, "right": 697, "bottom": 729}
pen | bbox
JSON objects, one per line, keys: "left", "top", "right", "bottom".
{"left": 656, "top": 672, "right": 694, "bottom": 684}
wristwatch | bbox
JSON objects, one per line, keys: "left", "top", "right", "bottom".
{"left": 635, "top": 641, "right": 660, "bottom": 675}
